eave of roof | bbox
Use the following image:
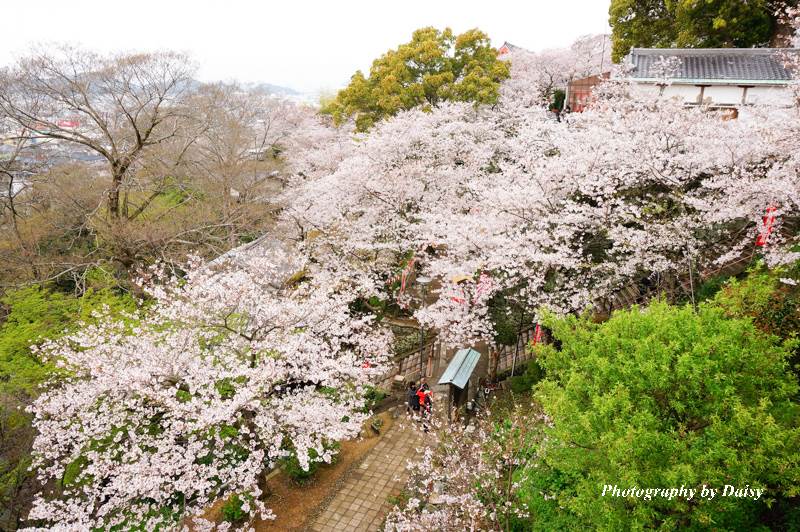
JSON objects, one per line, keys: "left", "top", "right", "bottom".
{"left": 630, "top": 78, "right": 791, "bottom": 86}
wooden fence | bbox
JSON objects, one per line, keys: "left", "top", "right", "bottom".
{"left": 376, "top": 325, "right": 538, "bottom": 390}
{"left": 375, "top": 339, "right": 440, "bottom": 389}
{"left": 378, "top": 216, "right": 799, "bottom": 389}
{"left": 601, "top": 216, "right": 799, "bottom": 313}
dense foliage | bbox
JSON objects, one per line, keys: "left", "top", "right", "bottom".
{"left": 714, "top": 262, "right": 800, "bottom": 344}
{"left": 521, "top": 302, "right": 800, "bottom": 530}
{"left": 388, "top": 296, "right": 800, "bottom": 530}
{"left": 322, "top": 27, "right": 510, "bottom": 131}
{"left": 508, "top": 359, "right": 544, "bottom": 394}
{"left": 0, "top": 284, "right": 135, "bottom": 529}
{"left": 609, "top": 0, "right": 798, "bottom": 62}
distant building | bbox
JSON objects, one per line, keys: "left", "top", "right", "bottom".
{"left": 567, "top": 72, "right": 611, "bottom": 112}
{"left": 56, "top": 118, "right": 80, "bottom": 129}
{"left": 497, "top": 42, "right": 522, "bottom": 56}
{"left": 623, "top": 48, "right": 798, "bottom": 108}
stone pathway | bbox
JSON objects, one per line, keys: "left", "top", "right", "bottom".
{"left": 309, "top": 416, "right": 424, "bottom": 531}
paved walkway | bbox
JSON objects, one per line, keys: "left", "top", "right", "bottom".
{"left": 309, "top": 416, "right": 424, "bottom": 531}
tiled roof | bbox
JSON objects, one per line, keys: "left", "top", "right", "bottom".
{"left": 627, "top": 48, "right": 798, "bottom": 83}
{"left": 500, "top": 42, "right": 523, "bottom": 52}
{"left": 498, "top": 42, "right": 525, "bottom": 55}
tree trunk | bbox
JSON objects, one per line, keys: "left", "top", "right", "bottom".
{"left": 108, "top": 169, "right": 123, "bottom": 218}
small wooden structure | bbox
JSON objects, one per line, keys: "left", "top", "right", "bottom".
{"left": 437, "top": 348, "right": 481, "bottom": 417}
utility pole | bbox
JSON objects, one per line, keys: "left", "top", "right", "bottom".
{"left": 510, "top": 307, "right": 525, "bottom": 377}
{"left": 417, "top": 276, "right": 432, "bottom": 376}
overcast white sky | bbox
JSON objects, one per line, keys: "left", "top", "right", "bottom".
{"left": 1, "top": 0, "right": 611, "bottom": 94}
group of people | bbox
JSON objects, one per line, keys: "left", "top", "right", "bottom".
{"left": 406, "top": 378, "right": 433, "bottom": 430}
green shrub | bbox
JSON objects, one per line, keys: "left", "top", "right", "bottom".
{"left": 515, "top": 300, "right": 800, "bottom": 531}
{"left": 551, "top": 89, "right": 566, "bottom": 111}
{"left": 282, "top": 441, "right": 341, "bottom": 483}
{"left": 221, "top": 493, "right": 253, "bottom": 524}
{"left": 392, "top": 328, "right": 422, "bottom": 355}
{"left": 695, "top": 273, "right": 731, "bottom": 302}
{"left": 360, "top": 385, "right": 388, "bottom": 413}
{"left": 509, "top": 359, "right": 544, "bottom": 394}
{"left": 713, "top": 263, "right": 800, "bottom": 341}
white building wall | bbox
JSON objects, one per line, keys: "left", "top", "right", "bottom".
{"left": 632, "top": 82, "right": 792, "bottom": 107}
{"left": 745, "top": 86, "right": 794, "bottom": 106}
{"left": 701, "top": 85, "right": 745, "bottom": 105}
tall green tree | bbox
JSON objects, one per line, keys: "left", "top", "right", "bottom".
{"left": 518, "top": 301, "right": 800, "bottom": 530}
{"left": 609, "top": 0, "right": 677, "bottom": 63}
{"left": 609, "top": 0, "right": 797, "bottom": 62}
{"left": 674, "top": 0, "right": 773, "bottom": 48}
{"left": 323, "top": 27, "right": 510, "bottom": 131}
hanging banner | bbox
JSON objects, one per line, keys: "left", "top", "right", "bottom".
{"left": 474, "top": 272, "right": 494, "bottom": 300}
{"left": 399, "top": 257, "right": 416, "bottom": 295}
{"left": 756, "top": 206, "right": 777, "bottom": 247}
{"left": 531, "top": 323, "right": 543, "bottom": 346}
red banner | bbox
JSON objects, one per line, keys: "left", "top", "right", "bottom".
{"left": 756, "top": 206, "right": 777, "bottom": 247}
{"left": 475, "top": 272, "right": 493, "bottom": 299}
{"left": 531, "top": 323, "right": 543, "bottom": 346}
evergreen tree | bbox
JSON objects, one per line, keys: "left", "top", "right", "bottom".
{"left": 323, "top": 27, "right": 510, "bottom": 131}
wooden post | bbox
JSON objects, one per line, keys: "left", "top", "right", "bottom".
{"left": 488, "top": 347, "right": 499, "bottom": 383}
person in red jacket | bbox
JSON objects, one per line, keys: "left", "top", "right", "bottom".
{"left": 416, "top": 385, "right": 427, "bottom": 413}
{"left": 416, "top": 382, "right": 433, "bottom": 432}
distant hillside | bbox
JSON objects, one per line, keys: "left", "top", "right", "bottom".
{"left": 185, "top": 80, "right": 301, "bottom": 97}
{"left": 243, "top": 82, "right": 300, "bottom": 96}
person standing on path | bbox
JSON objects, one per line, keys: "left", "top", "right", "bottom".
{"left": 406, "top": 381, "right": 419, "bottom": 416}
{"left": 417, "top": 383, "right": 433, "bottom": 432}
{"left": 416, "top": 382, "right": 429, "bottom": 414}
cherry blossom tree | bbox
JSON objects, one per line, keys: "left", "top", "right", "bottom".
{"left": 384, "top": 406, "right": 547, "bottom": 531}
{"left": 24, "top": 248, "right": 391, "bottom": 530}
{"left": 285, "top": 72, "right": 800, "bottom": 349}
{"left": 500, "top": 34, "right": 611, "bottom": 108}
{"left": 19, "top": 26, "right": 800, "bottom": 529}
{"left": 283, "top": 110, "right": 359, "bottom": 184}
